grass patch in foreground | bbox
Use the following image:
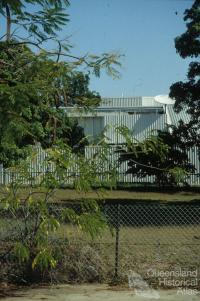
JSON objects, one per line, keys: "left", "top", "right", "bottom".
{"left": 0, "top": 187, "right": 200, "bottom": 203}
{"left": 52, "top": 189, "right": 200, "bottom": 202}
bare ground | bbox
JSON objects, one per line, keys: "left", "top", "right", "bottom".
{"left": 1, "top": 284, "right": 200, "bottom": 301}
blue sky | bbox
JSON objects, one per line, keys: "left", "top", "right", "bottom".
{"left": 0, "top": 0, "right": 194, "bottom": 98}
{"left": 65, "top": 0, "right": 193, "bottom": 97}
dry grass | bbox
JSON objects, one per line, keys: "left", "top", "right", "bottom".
{"left": 1, "top": 215, "right": 200, "bottom": 286}
{"left": 3, "top": 187, "right": 200, "bottom": 203}
{"left": 52, "top": 189, "right": 200, "bottom": 202}
{"left": 50, "top": 223, "right": 200, "bottom": 286}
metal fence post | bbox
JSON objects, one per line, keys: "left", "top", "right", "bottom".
{"left": 114, "top": 202, "right": 120, "bottom": 281}
{"left": 0, "top": 164, "right": 3, "bottom": 185}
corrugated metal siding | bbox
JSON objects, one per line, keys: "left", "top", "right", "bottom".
{"left": 167, "top": 105, "right": 190, "bottom": 125}
{"left": 0, "top": 147, "right": 79, "bottom": 186}
{"left": 187, "top": 147, "right": 200, "bottom": 186}
{"left": 78, "top": 117, "right": 104, "bottom": 142}
{"left": 0, "top": 100, "right": 199, "bottom": 186}
{"left": 85, "top": 145, "right": 200, "bottom": 185}
{"left": 0, "top": 145, "right": 199, "bottom": 186}
{"left": 85, "top": 145, "right": 156, "bottom": 184}
{"left": 104, "top": 113, "right": 167, "bottom": 143}
{"left": 165, "top": 107, "right": 200, "bottom": 185}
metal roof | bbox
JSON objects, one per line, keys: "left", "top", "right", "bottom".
{"left": 63, "top": 97, "right": 191, "bottom": 128}
{"left": 63, "top": 97, "right": 164, "bottom": 116}
{"left": 99, "top": 97, "right": 142, "bottom": 107}
{"left": 100, "top": 97, "right": 163, "bottom": 108}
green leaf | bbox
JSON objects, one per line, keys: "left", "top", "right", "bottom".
{"left": 13, "top": 242, "right": 30, "bottom": 263}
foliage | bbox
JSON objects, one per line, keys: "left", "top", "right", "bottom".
{"left": 0, "top": 43, "right": 99, "bottom": 166}
{"left": 0, "top": 1, "right": 122, "bottom": 74}
{"left": 0, "top": 0, "right": 70, "bottom": 42}
{"left": 0, "top": 0, "right": 121, "bottom": 167}
{"left": 169, "top": 0, "right": 200, "bottom": 148}
{"left": 0, "top": 1, "right": 121, "bottom": 76}
{"left": 0, "top": 0, "right": 121, "bottom": 284}
{"left": 0, "top": 143, "right": 116, "bottom": 282}
{"left": 117, "top": 126, "right": 194, "bottom": 186}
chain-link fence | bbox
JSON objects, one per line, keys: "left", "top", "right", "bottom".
{"left": 48, "top": 200, "right": 200, "bottom": 286}
{"left": 1, "top": 200, "right": 200, "bottom": 287}
{"left": 105, "top": 201, "right": 200, "bottom": 287}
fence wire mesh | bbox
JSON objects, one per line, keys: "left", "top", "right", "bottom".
{"left": 107, "top": 202, "right": 200, "bottom": 287}
{"left": 1, "top": 200, "right": 200, "bottom": 286}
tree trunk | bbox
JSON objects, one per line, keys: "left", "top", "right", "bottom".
{"left": 5, "top": 4, "right": 11, "bottom": 41}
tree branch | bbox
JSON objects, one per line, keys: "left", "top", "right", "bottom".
{"left": 5, "top": 4, "right": 11, "bottom": 42}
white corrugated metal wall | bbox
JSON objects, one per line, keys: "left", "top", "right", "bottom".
{"left": 85, "top": 145, "right": 200, "bottom": 185}
{"left": 77, "top": 116, "right": 104, "bottom": 142}
{"left": 0, "top": 97, "right": 199, "bottom": 186}
{"left": 0, "top": 145, "right": 199, "bottom": 186}
{"left": 104, "top": 113, "right": 167, "bottom": 143}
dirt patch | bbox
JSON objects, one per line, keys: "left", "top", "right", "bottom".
{"left": 0, "top": 283, "right": 19, "bottom": 299}
{"left": 1, "top": 284, "right": 200, "bottom": 301}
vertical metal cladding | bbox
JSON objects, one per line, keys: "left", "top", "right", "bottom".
{"left": 77, "top": 116, "right": 104, "bottom": 142}
{"left": 167, "top": 105, "right": 190, "bottom": 125}
{"left": 0, "top": 97, "right": 199, "bottom": 186}
{"left": 104, "top": 112, "right": 167, "bottom": 143}
{"left": 84, "top": 145, "right": 200, "bottom": 185}
{"left": 187, "top": 147, "right": 200, "bottom": 186}
{"left": 167, "top": 105, "right": 199, "bottom": 185}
